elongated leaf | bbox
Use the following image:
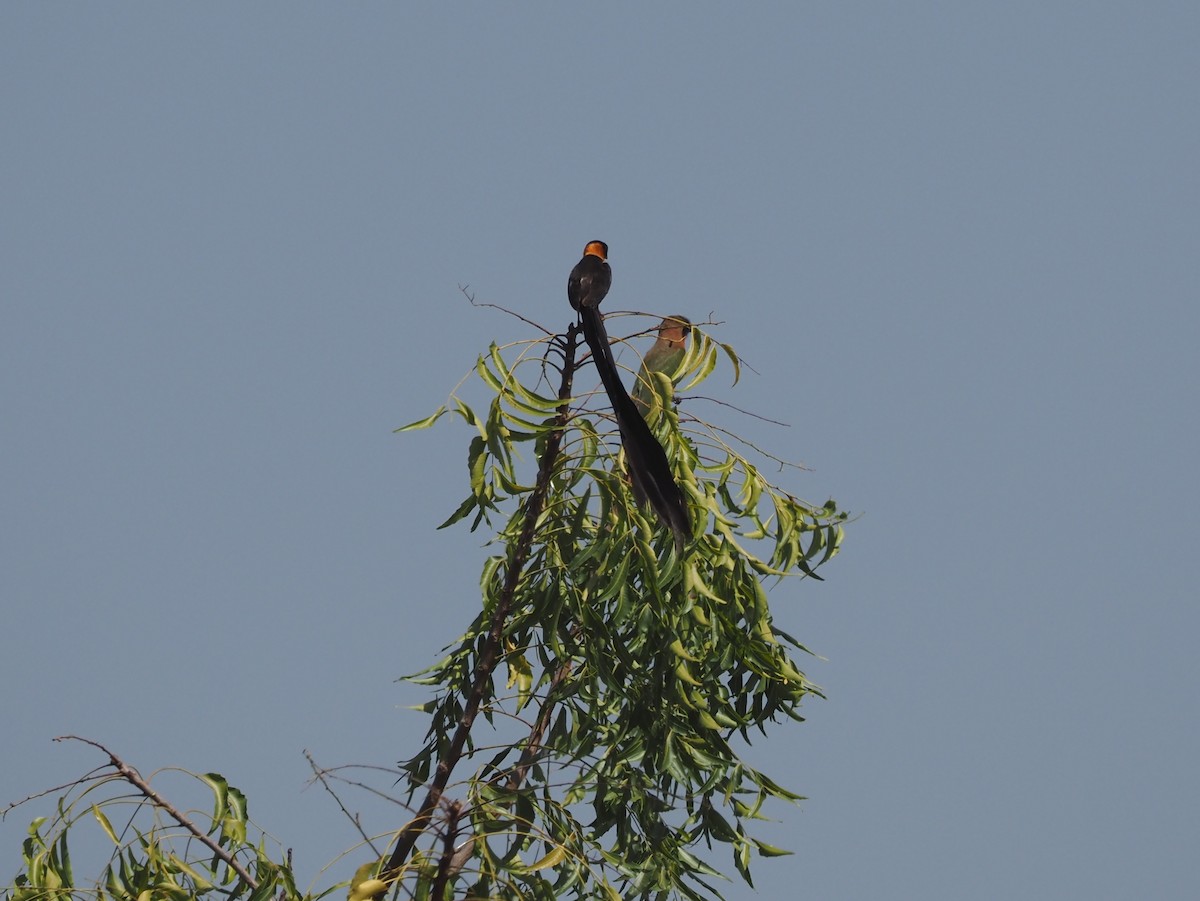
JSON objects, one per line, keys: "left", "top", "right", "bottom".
{"left": 394, "top": 407, "right": 448, "bottom": 432}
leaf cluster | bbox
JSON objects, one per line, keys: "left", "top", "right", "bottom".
{"left": 8, "top": 766, "right": 306, "bottom": 901}
{"left": 394, "top": 319, "right": 847, "bottom": 899}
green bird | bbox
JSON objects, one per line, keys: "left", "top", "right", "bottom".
{"left": 632, "top": 315, "right": 692, "bottom": 418}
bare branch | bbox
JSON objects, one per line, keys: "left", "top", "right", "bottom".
{"left": 54, "top": 735, "right": 259, "bottom": 890}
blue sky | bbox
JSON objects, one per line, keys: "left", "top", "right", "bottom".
{"left": 3, "top": 4, "right": 1197, "bottom": 899}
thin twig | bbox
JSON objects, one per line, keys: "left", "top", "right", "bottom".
{"left": 2, "top": 768, "right": 113, "bottom": 819}
{"left": 305, "top": 750, "right": 382, "bottom": 857}
{"left": 683, "top": 394, "right": 793, "bottom": 428}
{"left": 309, "top": 767, "right": 412, "bottom": 808}
{"left": 54, "top": 736, "right": 259, "bottom": 890}
{"left": 460, "top": 285, "right": 554, "bottom": 336}
{"left": 701, "top": 421, "right": 813, "bottom": 472}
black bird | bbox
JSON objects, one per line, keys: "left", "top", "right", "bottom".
{"left": 568, "top": 241, "right": 691, "bottom": 553}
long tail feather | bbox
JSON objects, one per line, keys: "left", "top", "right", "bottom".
{"left": 579, "top": 306, "right": 691, "bottom": 553}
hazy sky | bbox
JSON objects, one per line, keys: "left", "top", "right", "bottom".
{"left": 3, "top": 4, "right": 1197, "bottom": 899}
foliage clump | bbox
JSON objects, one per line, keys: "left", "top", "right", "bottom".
{"left": 389, "top": 317, "right": 845, "bottom": 899}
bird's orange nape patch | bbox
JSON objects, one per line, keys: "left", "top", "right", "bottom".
{"left": 583, "top": 240, "right": 609, "bottom": 260}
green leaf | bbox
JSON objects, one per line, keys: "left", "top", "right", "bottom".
{"left": 752, "top": 838, "right": 794, "bottom": 857}
{"left": 199, "top": 773, "right": 228, "bottom": 833}
{"left": 437, "top": 493, "right": 480, "bottom": 530}
{"left": 91, "top": 806, "right": 120, "bottom": 846}
{"left": 167, "top": 855, "right": 214, "bottom": 892}
{"left": 394, "top": 406, "right": 448, "bottom": 432}
{"left": 719, "top": 341, "right": 741, "bottom": 386}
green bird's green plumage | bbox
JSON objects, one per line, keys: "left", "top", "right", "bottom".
{"left": 632, "top": 315, "right": 692, "bottom": 417}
